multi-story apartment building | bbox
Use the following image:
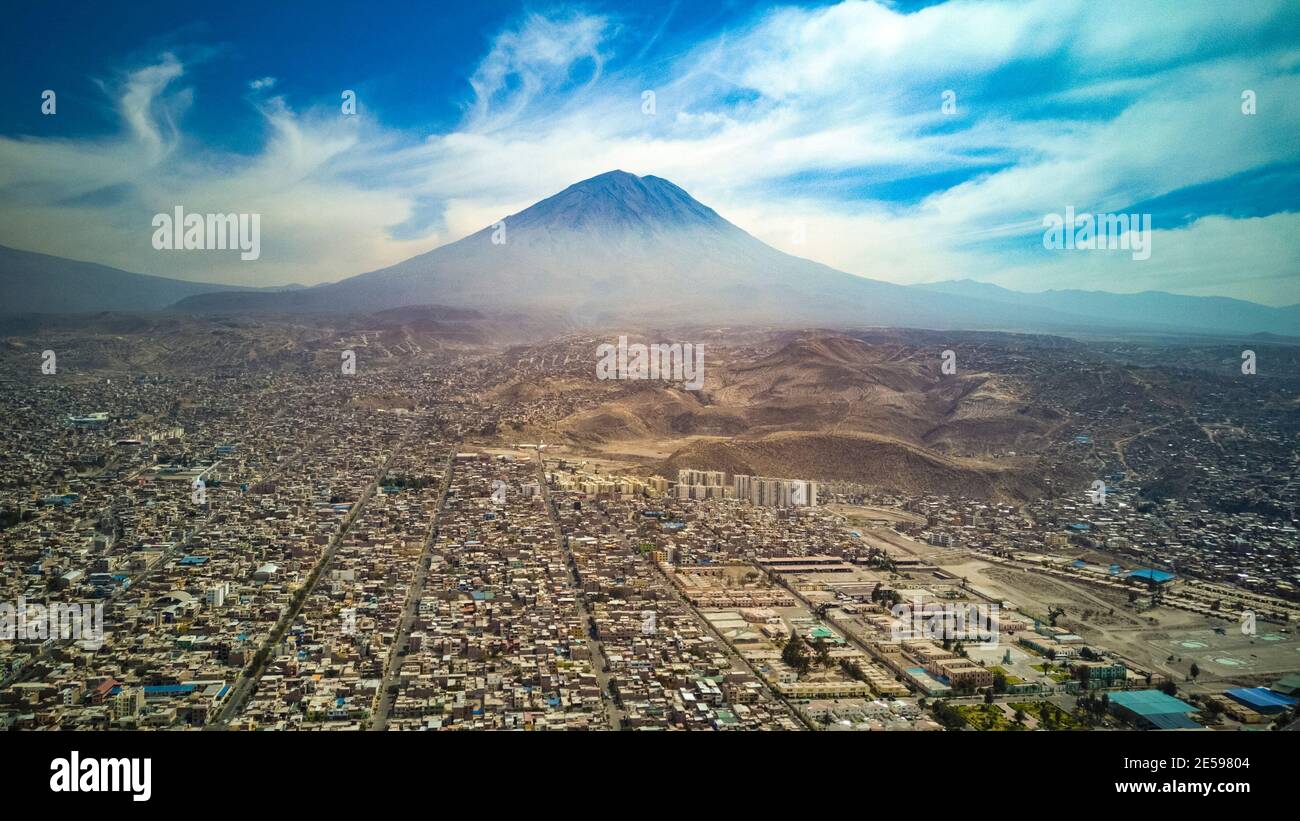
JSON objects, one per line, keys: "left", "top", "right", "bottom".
{"left": 733, "top": 474, "right": 818, "bottom": 508}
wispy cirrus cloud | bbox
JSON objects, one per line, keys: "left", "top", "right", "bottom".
{"left": 466, "top": 11, "right": 611, "bottom": 132}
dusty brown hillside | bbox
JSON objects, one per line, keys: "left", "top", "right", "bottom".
{"left": 551, "top": 333, "right": 1056, "bottom": 454}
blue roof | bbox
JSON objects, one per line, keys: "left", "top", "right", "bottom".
{"left": 1110, "top": 689, "right": 1198, "bottom": 717}
{"left": 143, "top": 684, "right": 197, "bottom": 695}
{"left": 1127, "top": 568, "right": 1175, "bottom": 584}
{"left": 1226, "top": 687, "right": 1297, "bottom": 711}
{"left": 1145, "top": 713, "right": 1203, "bottom": 730}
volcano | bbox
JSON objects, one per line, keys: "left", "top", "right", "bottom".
{"left": 153, "top": 170, "right": 1296, "bottom": 335}
{"left": 169, "top": 171, "right": 1065, "bottom": 328}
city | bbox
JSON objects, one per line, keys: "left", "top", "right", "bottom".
{"left": 3, "top": 327, "right": 1296, "bottom": 733}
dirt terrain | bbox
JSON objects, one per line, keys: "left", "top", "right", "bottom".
{"left": 866, "top": 529, "right": 1300, "bottom": 686}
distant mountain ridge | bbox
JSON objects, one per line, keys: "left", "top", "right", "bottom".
{"left": 0, "top": 245, "right": 296, "bottom": 314}
{"left": 912, "top": 279, "right": 1300, "bottom": 338}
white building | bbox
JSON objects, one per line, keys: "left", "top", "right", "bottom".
{"left": 733, "top": 474, "right": 818, "bottom": 508}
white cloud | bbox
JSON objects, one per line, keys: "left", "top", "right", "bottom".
{"left": 113, "top": 52, "right": 186, "bottom": 160}
{"left": 466, "top": 11, "right": 610, "bottom": 133}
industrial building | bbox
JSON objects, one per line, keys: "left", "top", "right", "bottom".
{"left": 1108, "top": 689, "right": 1201, "bottom": 730}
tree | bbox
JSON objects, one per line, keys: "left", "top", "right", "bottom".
{"left": 1078, "top": 693, "right": 1095, "bottom": 719}
{"left": 1013, "top": 708, "right": 1027, "bottom": 726}
{"left": 931, "top": 699, "right": 965, "bottom": 730}
{"left": 1189, "top": 662, "right": 1200, "bottom": 680}
{"left": 813, "top": 638, "right": 833, "bottom": 669}
{"left": 782, "top": 630, "right": 810, "bottom": 674}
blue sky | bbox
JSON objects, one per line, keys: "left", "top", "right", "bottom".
{"left": 1, "top": 0, "right": 1297, "bottom": 304}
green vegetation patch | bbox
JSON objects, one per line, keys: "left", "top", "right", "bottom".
{"left": 952, "top": 704, "right": 1015, "bottom": 731}
{"left": 1008, "top": 701, "right": 1080, "bottom": 729}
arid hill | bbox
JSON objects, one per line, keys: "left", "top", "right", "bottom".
{"left": 549, "top": 333, "right": 1060, "bottom": 455}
